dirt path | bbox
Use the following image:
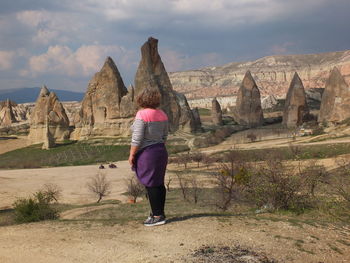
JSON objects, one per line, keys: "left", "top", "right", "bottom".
{"left": 0, "top": 215, "right": 349, "bottom": 262}
{"left": 60, "top": 204, "right": 119, "bottom": 220}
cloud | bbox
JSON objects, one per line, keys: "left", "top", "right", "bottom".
{"left": 70, "top": 0, "right": 329, "bottom": 28}
{"left": 26, "top": 44, "right": 134, "bottom": 77}
{"left": 161, "top": 49, "right": 224, "bottom": 72}
{"left": 270, "top": 42, "right": 296, "bottom": 55}
{"left": 0, "top": 51, "right": 15, "bottom": 70}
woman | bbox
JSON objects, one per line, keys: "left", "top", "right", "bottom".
{"left": 129, "top": 88, "right": 168, "bottom": 226}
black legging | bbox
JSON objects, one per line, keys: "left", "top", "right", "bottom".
{"left": 146, "top": 185, "right": 166, "bottom": 216}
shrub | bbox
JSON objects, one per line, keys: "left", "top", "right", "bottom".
{"left": 13, "top": 190, "right": 59, "bottom": 223}
{"left": 125, "top": 176, "right": 145, "bottom": 203}
{"left": 247, "top": 158, "right": 311, "bottom": 212}
{"left": 87, "top": 172, "right": 111, "bottom": 203}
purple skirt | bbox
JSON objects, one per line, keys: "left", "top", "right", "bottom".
{"left": 134, "top": 143, "right": 168, "bottom": 187}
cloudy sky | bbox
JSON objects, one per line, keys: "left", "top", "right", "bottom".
{"left": 0, "top": 0, "right": 349, "bottom": 92}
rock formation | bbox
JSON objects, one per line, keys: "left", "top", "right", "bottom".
{"left": 234, "top": 71, "right": 264, "bottom": 127}
{"left": 42, "top": 116, "right": 55, "bottom": 150}
{"left": 211, "top": 98, "right": 223, "bottom": 126}
{"left": 192, "top": 107, "right": 202, "bottom": 130}
{"left": 0, "top": 99, "right": 17, "bottom": 126}
{"left": 318, "top": 67, "right": 350, "bottom": 124}
{"left": 175, "top": 92, "right": 199, "bottom": 132}
{"left": 169, "top": 50, "right": 350, "bottom": 99}
{"left": 261, "top": 95, "right": 278, "bottom": 110}
{"left": 134, "top": 37, "right": 181, "bottom": 132}
{"left": 28, "top": 86, "right": 70, "bottom": 145}
{"left": 72, "top": 57, "right": 134, "bottom": 139}
{"left": 282, "top": 73, "right": 310, "bottom": 128}
{"left": 120, "top": 85, "right": 136, "bottom": 118}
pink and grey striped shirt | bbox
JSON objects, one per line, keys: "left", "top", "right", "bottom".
{"left": 131, "top": 108, "right": 168, "bottom": 149}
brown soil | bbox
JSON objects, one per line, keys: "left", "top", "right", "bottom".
{"left": 0, "top": 212, "right": 349, "bottom": 262}
{"left": 0, "top": 136, "right": 28, "bottom": 155}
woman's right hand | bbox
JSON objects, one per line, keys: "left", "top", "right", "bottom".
{"left": 128, "top": 154, "right": 135, "bottom": 166}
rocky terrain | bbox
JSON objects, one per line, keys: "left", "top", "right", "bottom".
{"left": 169, "top": 49, "right": 350, "bottom": 99}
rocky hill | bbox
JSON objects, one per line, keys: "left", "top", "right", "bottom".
{"left": 169, "top": 50, "right": 350, "bottom": 99}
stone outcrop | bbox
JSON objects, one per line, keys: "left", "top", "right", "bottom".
{"left": 175, "top": 92, "right": 199, "bottom": 132}
{"left": 28, "top": 86, "right": 70, "bottom": 145}
{"left": 192, "top": 107, "right": 202, "bottom": 131}
{"left": 234, "top": 71, "right": 264, "bottom": 127}
{"left": 120, "top": 85, "right": 136, "bottom": 118}
{"left": 261, "top": 95, "right": 278, "bottom": 110}
{"left": 282, "top": 73, "right": 310, "bottom": 128}
{"left": 134, "top": 37, "right": 181, "bottom": 132}
{"left": 318, "top": 67, "right": 350, "bottom": 124}
{"left": 42, "top": 116, "right": 55, "bottom": 150}
{"left": 211, "top": 98, "right": 223, "bottom": 126}
{"left": 0, "top": 99, "right": 17, "bottom": 126}
{"left": 72, "top": 57, "right": 133, "bottom": 139}
{"left": 169, "top": 50, "right": 350, "bottom": 99}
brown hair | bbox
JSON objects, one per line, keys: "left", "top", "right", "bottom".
{"left": 136, "top": 88, "right": 161, "bottom": 109}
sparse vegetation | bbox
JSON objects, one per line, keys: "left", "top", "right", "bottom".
{"left": 13, "top": 187, "right": 60, "bottom": 223}
{"left": 125, "top": 175, "right": 145, "bottom": 203}
{"left": 87, "top": 172, "right": 112, "bottom": 203}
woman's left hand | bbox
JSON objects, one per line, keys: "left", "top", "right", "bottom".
{"left": 128, "top": 154, "right": 135, "bottom": 166}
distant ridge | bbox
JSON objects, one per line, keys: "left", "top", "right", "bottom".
{"left": 0, "top": 87, "right": 84, "bottom": 103}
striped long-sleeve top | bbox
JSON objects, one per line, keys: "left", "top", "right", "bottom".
{"left": 131, "top": 108, "right": 169, "bottom": 150}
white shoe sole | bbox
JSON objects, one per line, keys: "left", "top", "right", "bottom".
{"left": 144, "top": 220, "right": 166, "bottom": 227}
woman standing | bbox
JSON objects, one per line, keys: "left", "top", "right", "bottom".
{"left": 129, "top": 88, "right": 168, "bottom": 226}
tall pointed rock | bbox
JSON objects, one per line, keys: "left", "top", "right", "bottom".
{"left": 319, "top": 67, "right": 350, "bottom": 124}
{"left": 282, "top": 72, "right": 309, "bottom": 127}
{"left": 134, "top": 37, "right": 181, "bottom": 132}
{"left": 211, "top": 98, "right": 223, "bottom": 126}
{"left": 72, "top": 57, "right": 133, "bottom": 139}
{"left": 235, "top": 71, "right": 264, "bottom": 127}
{"left": 0, "top": 99, "right": 17, "bottom": 126}
{"left": 28, "top": 86, "right": 70, "bottom": 145}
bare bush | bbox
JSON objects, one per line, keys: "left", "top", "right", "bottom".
{"left": 176, "top": 172, "right": 189, "bottom": 201}
{"left": 300, "top": 161, "right": 328, "bottom": 197}
{"left": 247, "top": 133, "right": 257, "bottom": 143}
{"left": 40, "top": 183, "right": 62, "bottom": 202}
{"left": 166, "top": 174, "right": 172, "bottom": 192}
{"left": 213, "top": 151, "right": 251, "bottom": 211}
{"left": 247, "top": 158, "right": 310, "bottom": 211}
{"left": 87, "top": 172, "right": 111, "bottom": 203}
{"left": 191, "top": 152, "right": 204, "bottom": 168}
{"left": 125, "top": 176, "right": 145, "bottom": 203}
{"left": 333, "top": 157, "right": 350, "bottom": 203}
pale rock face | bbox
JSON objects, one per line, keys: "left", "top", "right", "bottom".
{"left": 282, "top": 73, "right": 310, "bottom": 128}
{"left": 261, "top": 95, "right": 278, "bottom": 110}
{"left": 28, "top": 86, "right": 70, "bottom": 145}
{"left": 169, "top": 50, "right": 350, "bottom": 99}
{"left": 134, "top": 37, "right": 181, "bottom": 132}
{"left": 211, "top": 98, "right": 223, "bottom": 126}
{"left": 120, "top": 85, "right": 137, "bottom": 118}
{"left": 235, "top": 71, "right": 264, "bottom": 127}
{"left": 319, "top": 67, "right": 350, "bottom": 124}
{"left": 0, "top": 99, "right": 17, "bottom": 126}
{"left": 175, "top": 91, "right": 198, "bottom": 132}
{"left": 72, "top": 57, "right": 132, "bottom": 139}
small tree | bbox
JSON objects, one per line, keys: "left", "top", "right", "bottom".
{"left": 247, "top": 133, "right": 257, "bottom": 143}
{"left": 191, "top": 152, "right": 204, "bottom": 168}
{"left": 87, "top": 172, "right": 111, "bottom": 203}
{"left": 176, "top": 172, "right": 189, "bottom": 201}
{"left": 125, "top": 176, "right": 145, "bottom": 203}
{"left": 41, "top": 183, "right": 61, "bottom": 202}
{"left": 166, "top": 174, "right": 172, "bottom": 192}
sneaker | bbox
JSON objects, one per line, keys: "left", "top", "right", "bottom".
{"left": 143, "top": 215, "right": 166, "bottom": 226}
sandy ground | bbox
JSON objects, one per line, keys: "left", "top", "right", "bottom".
{"left": 0, "top": 162, "right": 134, "bottom": 209}
{"left": 0, "top": 213, "right": 349, "bottom": 262}
{"left": 1, "top": 138, "right": 350, "bottom": 262}
{"left": 0, "top": 136, "right": 28, "bottom": 155}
